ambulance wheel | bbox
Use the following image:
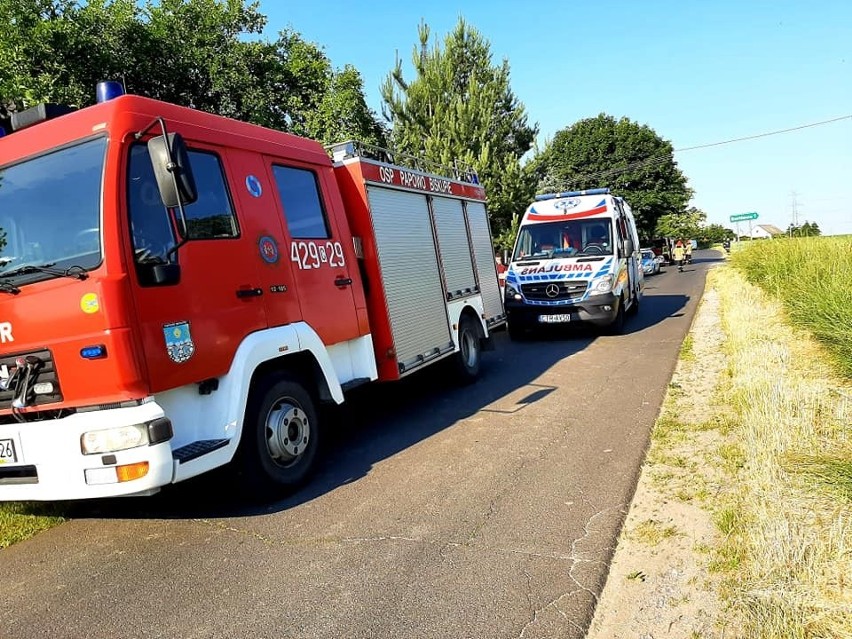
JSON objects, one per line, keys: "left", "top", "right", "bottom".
{"left": 454, "top": 316, "right": 482, "bottom": 384}
{"left": 240, "top": 375, "right": 320, "bottom": 495}
{"left": 605, "top": 296, "right": 626, "bottom": 335}
{"left": 508, "top": 320, "right": 526, "bottom": 341}
{"left": 627, "top": 288, "right": 640, "bottom": 316}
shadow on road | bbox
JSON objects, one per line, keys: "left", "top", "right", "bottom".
{"left": 625, "top": 294, "right": 691, "bottom": 333}
{"left": 65, "top": 330, "right": 594, "bottom": 520}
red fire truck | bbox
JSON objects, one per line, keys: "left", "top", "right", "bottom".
{"left": 0, "top": 84, "right": 505, "bottom": 501}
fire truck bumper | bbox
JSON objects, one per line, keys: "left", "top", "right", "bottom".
{"left": 505, "top": 293, "right": 620, "bottom": 329}
{"left": 0, "top": 401, "right": 177, "bottom": 501}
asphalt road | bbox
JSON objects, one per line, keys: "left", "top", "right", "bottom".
{"left": 1, "top": 252, "right": 721, "bottom": 639}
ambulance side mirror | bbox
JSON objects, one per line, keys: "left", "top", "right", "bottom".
{"left": 148, "top": 133, "right": 198, "bottom": 208}
{"left": 623, "top": 238, "right": 635, "bottom": 256}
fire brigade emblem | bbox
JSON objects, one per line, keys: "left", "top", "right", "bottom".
{"left": 246, "top": 174, "right": 263, "bottom": 198}
{"left": 258, "top": 236, "right": 279, "bottom": 264}
{"left": 163, "top": 321, "right": 195, "bottom": 363}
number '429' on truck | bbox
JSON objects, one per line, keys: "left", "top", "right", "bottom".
{"left": 0, "top": 84, "right": 505, "bottom": 501}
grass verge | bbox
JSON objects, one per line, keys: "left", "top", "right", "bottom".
{"left": 0, "top": 502, "right": 66, "bottom": 549}
{"left": 713, "top": 265, "right": 852, "bottom": 637}
{"left": 730, "top": 236, "right": 852, "bottom": 377}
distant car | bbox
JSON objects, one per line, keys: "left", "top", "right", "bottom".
{"left": 641, "top": 249, "right": 660, "bottom": 275}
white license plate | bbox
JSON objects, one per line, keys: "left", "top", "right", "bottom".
{"left": 539, "top": 314, "right": 571, "bottom": 323}
{"left": 0, "top": 437, "right": 19, "bottom": 464}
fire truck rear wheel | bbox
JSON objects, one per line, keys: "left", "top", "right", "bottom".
{"left": 242, "top": 375, "right": 320, "bottom": 493}
{"left": 454, "top": 316, "right": 482, "bottom": 383}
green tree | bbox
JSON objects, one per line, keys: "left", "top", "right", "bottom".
{"left": 787, "top": 221, "right": 822, "bottom": 237}
{"left": 303, "top": 64, "right": 387, "bottom": 146}
{"left": 700, "top": 223, "right": 735, "bottom": 245}
{"left": 531, "top": 114, "right": 692, "bottom": 240}
{"left": 0, "top": 0, "right": 385, "bottom": 145}
{"left": 381, "top": 18, "right": 538, "bottom": 232}
{"left": 655, "top": 206, "right": 706, "bottom": 240}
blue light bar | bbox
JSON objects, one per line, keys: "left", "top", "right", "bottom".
{"left": 535, "top": 188, "right": 610, "bottom": 201}
{"left": 96, "top": 81, "right": 125, "bottom": 103}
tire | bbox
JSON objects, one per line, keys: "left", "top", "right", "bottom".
{"left": 508, "top": 320, "right": 526, "bottom": 341}
{"left": 627, "top": 286, "right": 640, "bottom": 316}
{"left": 239, "top": 374, "right": 320, "bottom": 496}
{"left": 454, "top": 316, "right": 482, "bottom": 384}
{"left": 605, "top": 296, "right": 626, "bottom": 335}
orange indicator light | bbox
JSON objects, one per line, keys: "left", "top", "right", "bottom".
{"left": 116, "top": 462, "right": 149, "bottom": 483}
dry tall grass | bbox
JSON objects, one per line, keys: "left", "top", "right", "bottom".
{"left": 715, "top": 267, "right": 852, "bottom": 638}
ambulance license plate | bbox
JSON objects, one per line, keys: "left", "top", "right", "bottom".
{"left": 0, "top": 438, "right": 18, "bottom": 464}
{"left": 539, "top": 314, "right": 571, "bottom": 323}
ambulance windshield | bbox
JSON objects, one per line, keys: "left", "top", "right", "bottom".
{"left": 512, "top": 220, "right": 613, "bottom": 261}
{"left": 0, "top": 137, "right": 105, "bottom": 281}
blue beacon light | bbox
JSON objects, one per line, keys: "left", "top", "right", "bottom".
{"left": 96, "top": 81, "right": 125, "bottom": 103}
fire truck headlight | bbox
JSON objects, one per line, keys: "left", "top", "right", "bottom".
{"left": 81, "top": 424, "right": 149, "bottom": 455}
{"left": 589, "top": 275, "right": 615, "bottom": 296}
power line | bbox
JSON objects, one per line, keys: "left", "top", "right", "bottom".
{"left": 546, "top": 113, "right": 852, "bottom": 189}
{"left": 675, "top": 114, "right": 852, "bottom": 153}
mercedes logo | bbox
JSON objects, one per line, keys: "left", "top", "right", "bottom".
{"left": 545, "top": 283, "right": 560, "bottom": 298}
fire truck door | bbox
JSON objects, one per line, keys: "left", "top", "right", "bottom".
{"left": 226, "top": 151, "right": 302, "bottom": 331}
{"left": 263, "top": 159, "right": 361, "bottom": 346}
{"left": 126, "top": 144, "right": 267, "bottom": 393}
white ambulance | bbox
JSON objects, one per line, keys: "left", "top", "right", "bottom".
{"left": 504, "top": 188, "right": 643, "bottom": 338}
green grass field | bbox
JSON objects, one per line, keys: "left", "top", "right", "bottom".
{"left": 0, "top": 501, "right": 65, "bottom": 549}
{"left": 730, "top": 236, "right": 852, "bottom": 378}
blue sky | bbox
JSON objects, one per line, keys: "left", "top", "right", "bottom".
{"left": 258, "top": 1, "right": 851, "bottom": 236}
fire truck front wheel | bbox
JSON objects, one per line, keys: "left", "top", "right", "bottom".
{"left": 240, "top": 375, "right": 320, "bottom": 494}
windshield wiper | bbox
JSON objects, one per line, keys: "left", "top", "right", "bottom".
{"left": 0, "top": 263, "right": 89, "bottom": 281}
{"left": 0, "top": 281, "right": 20, "bottom": 295}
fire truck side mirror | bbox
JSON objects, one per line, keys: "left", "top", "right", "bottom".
{"left": 148, "top": 133, "right": 198, "bottom": 208}
{"left": 148, "top": 263, "right": 181, "bottom": 286}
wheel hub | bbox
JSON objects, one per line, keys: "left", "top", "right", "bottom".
{"left": 265, "top": 401, "right": 310, "bottom": 468}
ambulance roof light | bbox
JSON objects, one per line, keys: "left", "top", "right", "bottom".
{"left": 96, "top": 80, "right": 125, "bottom": 103}
{"left": 535, "top": 188, "right": 610, "bottom": 201}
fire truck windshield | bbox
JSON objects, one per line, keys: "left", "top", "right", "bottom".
{"left": 0, "top": 137, "right": 105, "bottom": 283}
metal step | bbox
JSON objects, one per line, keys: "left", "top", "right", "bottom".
{"left": 173, "top": 439, "right": 229, "bottom": 464}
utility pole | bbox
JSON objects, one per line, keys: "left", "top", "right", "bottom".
{"left": 790, "top": 191, "right": 800, "bottom": 236}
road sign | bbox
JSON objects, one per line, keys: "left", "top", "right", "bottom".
{"left": 730, "top": 212, "right": 758, "bottom": 223}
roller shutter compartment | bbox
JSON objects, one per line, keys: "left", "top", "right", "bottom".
{"left": 431, "top": 196, "right": 476, "bottom": 299}
{"left": 466, "top": 201, "right": 505, "bottom": 324}
{"left": 366, "top": 186, "right": 453, "bottom": 372}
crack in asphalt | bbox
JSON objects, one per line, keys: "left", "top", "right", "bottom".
{"left": 516, "top": 502, "right": 626, "bottom": 639}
